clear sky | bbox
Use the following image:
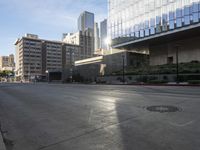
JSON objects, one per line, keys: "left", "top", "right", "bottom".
{"left": 0, "top": 0, "right": 107, "bottom": 56}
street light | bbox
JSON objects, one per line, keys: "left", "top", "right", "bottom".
{"left": 175, "top": 44, "right": 181, "bottom": 84}
{"left": 45, "top": 70, "right": 49, "bottom": 83}
{"left": 122, "top": 54, "right": 125, "bottom": 84}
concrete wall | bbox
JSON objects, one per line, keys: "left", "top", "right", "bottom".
{"left": 150, "top": 36, "right": 200, "bottom": 66}
{"left": 104, "top": 51, "right": 149, "bottom": 74}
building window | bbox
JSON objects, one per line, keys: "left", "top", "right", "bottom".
{"left": 176, "top": 8, "right": 183, "bottom": 28}
{"left": 145, "top": 29, "right": 150, "bottom": 36}
{"left": 169, "top": 20, "right": 175, "bottom": 30}
{"left": 184, "top": 15, "right": 190, "bottom": 25}
{"left": 176, "top": 18, "right": 183, "bottom": 28}
{"left": 150, "top": 18, "right": 155, "bottom": 35}
{"left": 162, "top": 14, "right": 168, "bottom": 31}
{"left": 193, "top": 13, "right": 199, "bottom": 23}
{"left": 156, "top": 16, "right": 162, "bottom": 33}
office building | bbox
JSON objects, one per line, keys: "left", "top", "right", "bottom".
{"left": 100, "top": 19, "right": 108, "bottom": 50}
{"left": 63, "top": 29, "right": 95, "bottom": 58}
{"left": 0, "top": 54, "right": 15, "bottom": 71}
{"left": 108, "top": 0, "right": 200, "bottom": 65}
{"left": 78, "top": 11, "right": 95, "bottom": 32}
{"left": 15, "top": 34, "right": 81, "bottom": 81}
{"left": 94, "top": 22, "right": 100, "bottom": 53}
{"left": 63, "top": 11, "right": 96, "bottom": 57}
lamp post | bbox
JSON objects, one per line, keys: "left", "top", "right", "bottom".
{"left": 122, "top": 54, "right": 125, "bottom": 84}
{"left": 175, "top": 45, "right": 180, "bottom": 84}
{"left": 45, "top": 70, "right": 49, "bottom": 83}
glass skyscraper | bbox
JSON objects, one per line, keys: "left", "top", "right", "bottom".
{"left": 108, "top": 0, "right": 200, "bottom": 46}
{"left": 78, "top": 11, "right": 95, "bottom": 32}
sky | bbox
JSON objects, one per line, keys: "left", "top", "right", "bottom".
{"left": 0, "top": 0, "right": 107, "bottom": 56}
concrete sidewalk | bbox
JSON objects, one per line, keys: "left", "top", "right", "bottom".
{"left": 0, "top": 133, "right": 6, "bottom": 150}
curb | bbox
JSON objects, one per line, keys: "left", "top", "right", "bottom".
{"left": 96, "top": 83, "right": 200, "bottom": 87}
{"left": 0, "top": 132, "right": 6, "bottom": 150}
{"left": 95, "top": 83, "right": 200, "bottom": 87}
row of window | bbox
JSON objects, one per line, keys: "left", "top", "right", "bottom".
{"left": 111, "top": 9, "right": 200, "bottom": 39}
{"left": 109, "top": 0, "right": 200, "bottom": 39}
{"left": 46, "top": 45, "right": 61, "bottom": 49}
{"left": 46, "top": 60, "right": 61, "bottom": 63}
{"left": 46, "top": 56, "right": 61, "bottom": 59}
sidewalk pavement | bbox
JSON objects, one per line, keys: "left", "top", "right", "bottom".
{"left": 0, "top": 133, "right": 6, "bottom": 150}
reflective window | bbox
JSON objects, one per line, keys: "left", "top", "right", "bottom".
{"left": 135, "top": 31, "right": 139, "bottom": 38}
{"left": 108, "top": 0, "right": 200, "bottom": 41}
{"left": 184, "top": 16, "right": 190, "bottom": 25}
{"left": 150, "top": 18, "right": 155, "bottom": 27}
{"left": 162, "top": 14, "right": 168, "bottom": 24}
{"left": 150, "top": 27, "right": 155, "bottom": 35}
{"left": 162, "top": 14, "right": 168, "bottom": 31}
{"left": 169, "top": 12, "right": 175, "bottom": 20}
{"left": 156, "top": 25, "right": 162, "bottom": 33}
{"left": 192, "top": 3, "right": 199, "bottom": 12}
{"left": 169, "top": 20, "right": 175, "bottom": 30}
{"left": 145, "top": 29, "right": 149, "bottom": 36}
{"left": 184, "top": 6, "right": 190, "bottom": 16}
{"left": 145, "top": 20, "right": 149, "bottom": 29}
{"left": 193, "top": 13, "right": 199, "bottom": 22}
{"left": 176, "top": 9, "right": 182, "bottom": 18}
{"left": 176, "top": 18, "right": 183, "bottom": 28}
{"left": 156, "top": 16, "right": 161, "bottom": 25}
{"left": 131, "top": 32, "right": 134, "bottom": 37}
{"left": 139, "top": 30, "right": 144, "bottom": 38}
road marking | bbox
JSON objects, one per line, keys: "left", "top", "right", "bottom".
{"left": 169, "top": 120, "right": 195, "bottom": 127}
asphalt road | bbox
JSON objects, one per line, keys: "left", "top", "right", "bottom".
{"left": 0, "top": 83, "right": 200, "bottom": 150}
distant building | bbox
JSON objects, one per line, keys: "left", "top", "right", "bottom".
{"left": 63, "top": 29, "right": 95, "bottom": 58}
{"left": 74, "top": 50, "right": 149, "bottom": 81}
{"left": 94, "top": 22, "right": 100, "bottom": 53}
{"left": 63, "top": 11, "right": 96, "bottom": 57}
{"left": 74, "top": 56, "right": 104, "bottom": 81}
{"left": 78, "top": 11, "right": 95, "bottom": 32}
{"left": 100, "top": 19, "right": 108, "bottom": 50}
{"left": 15, "top": 34, "right": 81, "bottom": 81}
{"left": 0, "top": 54, "right": 15, "bottom": 71}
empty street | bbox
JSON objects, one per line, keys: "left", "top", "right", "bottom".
{"left": 0, "top": 83, "right": 200, "bottom": 150}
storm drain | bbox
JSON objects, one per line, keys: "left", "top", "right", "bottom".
{"left": 146, "top": 105, "right": 181, "bottom": 113}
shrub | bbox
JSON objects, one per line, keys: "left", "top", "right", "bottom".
{"left": 117, "top": 77, "right": 122, "bottom": 81}
{"left": 163, "top": 76, "right": 168, "bottom": 80}
{"left": 188, "top": 80, "right": 200, "bottom": 85}
{"left": 128, "top": 76, "right": 132, "bottom": 80}
{"left": 136, "top": 76, "right": 148, "bottom": 82}
{"left": 147, "top": 80, "right": 168, "bottom": 84}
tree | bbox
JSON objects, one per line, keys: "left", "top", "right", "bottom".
{"left": 0, "top": 70, "right": 14, "bottom": 77}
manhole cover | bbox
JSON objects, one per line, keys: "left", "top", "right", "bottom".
{"left": 146, "top": 105, "right": 181, "bottom": 113}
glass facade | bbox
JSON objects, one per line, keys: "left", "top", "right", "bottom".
{"left": 78, "top": 11, "right": 94, "bottom": 32}
{"left": 108, "top": 0, "right": 200, "bottom": 46}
